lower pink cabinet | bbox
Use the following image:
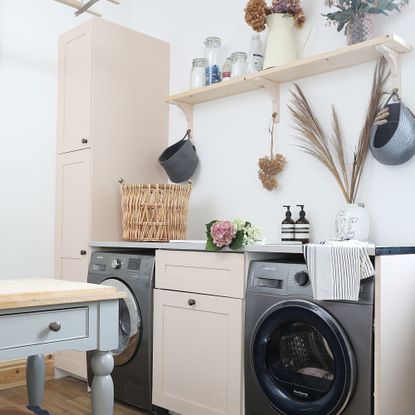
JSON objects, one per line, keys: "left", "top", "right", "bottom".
{"left": 152, "top": 250, "right": 245, "bottom": 415}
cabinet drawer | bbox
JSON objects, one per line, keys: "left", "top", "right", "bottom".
{"left": 155, "top": 250, "right": 245, "bottom": 298}
{"left": 0, "top": 307, "right": 89, "bottom": 351}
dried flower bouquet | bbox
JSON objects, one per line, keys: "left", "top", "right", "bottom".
{"left": 245, "top": 0, "right": 306, "bottom": 32}
{"left": 258, "top": 112, "right": 287, "bottom": 191}
{"left": 288, "top": 58, "right": 389, "bottom": 204}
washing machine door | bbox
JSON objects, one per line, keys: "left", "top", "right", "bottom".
{"left": 101, "top": 278, "right": 141, "bottom": 366}
{"left": 252, "top": 299, "right": 356, "bottom": 415}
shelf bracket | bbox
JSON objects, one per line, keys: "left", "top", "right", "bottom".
{"left": 254, "top": 78, "right": 280, "bottom": 121}
{"left": 171, "top": 102, "right": 193, "bottom": 132}
{"left": 375, "top": 44, "right": 401, "bottom": 101}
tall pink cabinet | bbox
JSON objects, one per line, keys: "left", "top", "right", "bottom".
{"left": 55, "top": 18, "right": 169, "bottom": 378}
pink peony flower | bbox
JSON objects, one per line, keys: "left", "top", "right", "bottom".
{"left": 210, "top": 221, "right": 237, "bottom": 247}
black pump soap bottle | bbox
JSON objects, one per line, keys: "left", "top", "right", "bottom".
{"left": 282, "top": 205, "right": 295, "bottom": 242}
{"left": 295, "top": 204, "right": 310, "bottom": 244}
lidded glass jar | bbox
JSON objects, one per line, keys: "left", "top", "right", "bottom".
{"left": 190, "top": 58, "right": 208, "bottom": 89}
{"left": 204, "top": 36, "right": 222, "bottom": 85}
{"left": 231, "top": 51, "right": 248, "bottom": 78}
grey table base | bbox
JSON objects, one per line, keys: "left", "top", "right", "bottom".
{"left": 0, "top": 300, "right": 119, "bottom": 415}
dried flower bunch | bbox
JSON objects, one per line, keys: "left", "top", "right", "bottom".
{"left": 288, "top": 58, "right": 388, "bottom": 203}
{"left": 245, "top": 0, "right": 305, "bottom": 32}
{"left": 324, "top": 0, "right": 409, "bottom": 32}
{"left": 258, "top": 112, "right": 287, "bottom": 191}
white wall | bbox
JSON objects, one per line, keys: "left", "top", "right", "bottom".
{"left": 0, "top": 0, "right": 414, "bottom": 278}
{"left": 153, "top": 0, "right": 415, "bottom": 246}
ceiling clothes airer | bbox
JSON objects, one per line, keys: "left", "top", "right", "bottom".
{"left": 54, "top": 0, "right": 120, "bottom": 17}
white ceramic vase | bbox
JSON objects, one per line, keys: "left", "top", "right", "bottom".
{"left": 335, "top": 204, "right": 370, "bottom": 241}
{"left": 263, "top": 14, "right": 297, "bottom": 69}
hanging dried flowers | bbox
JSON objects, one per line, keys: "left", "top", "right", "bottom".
{"left": 258, "top": 112, "right": 287, "bottom": 191}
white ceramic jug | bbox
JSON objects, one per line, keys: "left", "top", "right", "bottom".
{"left": 263, "top": 13, "right": 313, "bottom": 69}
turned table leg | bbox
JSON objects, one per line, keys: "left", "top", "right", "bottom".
{"left": 91, "top": 350, "right": 114, "bottom": 415}
{"left": 26, "top": 354, "right": 45, "bottom": 407}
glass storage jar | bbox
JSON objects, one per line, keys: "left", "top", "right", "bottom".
{"left": 190, "top": 58, "right": 208, "bottom": 89}
{"left": 204, "top": 36, "right": 222, "bottom": 85}
{"left": 231, "top": 52, "right": 248, "bottom": 78}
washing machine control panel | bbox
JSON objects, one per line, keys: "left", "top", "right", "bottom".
{"left": 248, "top": 261, "right": 313, "bottom": 298}
{"left": 294, "top": 271, "right": 310, "bottom": 287}
{"left": 111, "top": 258, "right": 122, "bottom": 269}
{"left": 89, "top": 252, "right": 155, "bottom": 280}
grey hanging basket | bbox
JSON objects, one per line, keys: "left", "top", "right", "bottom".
{"left": 370, "top": 91, "right": 415, "bottom": 166}
{"left": 158, "top": 129, "right": 199, "bottom": 183}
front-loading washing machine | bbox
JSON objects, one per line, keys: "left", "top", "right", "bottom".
{"left": 86, "top": 251, "right": 160, "bottom": 413}
{"left": 245, "top": 260, "right": 374, "bottom": 415}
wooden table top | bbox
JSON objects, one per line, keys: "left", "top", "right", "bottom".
{"left": 0, "top": 279, "right": 126, "bottom": 310}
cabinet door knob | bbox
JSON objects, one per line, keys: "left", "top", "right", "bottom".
{"left": 49, "top": 322, "right": 62, "bottom": 332}
{"left": 80, "top": 250, "right": 87, "bottom": 256}
{"left": 188, "top": 299, "right": 196, "bottom": 306}
{"left": 81, "top": 138, "right": 88, "bottom": 144}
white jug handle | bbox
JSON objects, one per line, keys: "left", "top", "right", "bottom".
{"left": 298, "top": 22, "right": 315, "bottom": 59}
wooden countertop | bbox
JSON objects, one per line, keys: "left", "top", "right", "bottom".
{"left": 0, "top": 279, "right": 126, "bottom": 310}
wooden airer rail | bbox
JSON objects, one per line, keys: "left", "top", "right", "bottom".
{"left": 167, "top": 34, "right": 411, "bottom": 129}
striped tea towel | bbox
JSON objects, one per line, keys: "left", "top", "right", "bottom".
{"left": 303, "top": 240, "right": 374, "bottom": 301}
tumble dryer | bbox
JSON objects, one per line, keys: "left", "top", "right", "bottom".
{"left": 87, "top": 251, "right": 155, "bottom": 412}
{"left": 245, "top": 260, "right": 374, "bottom": 415}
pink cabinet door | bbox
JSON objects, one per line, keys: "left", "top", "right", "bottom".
{"left": 55, "top": 150, "right": 91, "bottom": 379}
{"left": 57, "top": 21, "right": 93, "bottom": 154}
{"left": 152, "top": 288, "right": 243, "bottom": 415}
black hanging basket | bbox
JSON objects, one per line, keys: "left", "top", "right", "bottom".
{"left": 158, "top": 129, "right": 199, "bottom": 183}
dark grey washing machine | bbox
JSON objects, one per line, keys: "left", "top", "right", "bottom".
{"left": 87, "top": 251, "right": 158, "bottom": 413}
{"left": 245, "top": 260, "right": 374, "bottom": 415}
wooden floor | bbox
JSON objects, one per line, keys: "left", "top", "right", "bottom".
{"left": 0, "top": 377, "right": 147, "bottom": 415}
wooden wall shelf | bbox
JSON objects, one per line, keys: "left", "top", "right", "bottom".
{"left": 167, "top": 34, "right": 410, "bottom": 128}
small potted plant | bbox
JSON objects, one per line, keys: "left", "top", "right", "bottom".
{"left": 244, "top": 0, "right": 307, "bottom": 69}
{"left": 323, "top": 0, "right": 409, "bottom": 45}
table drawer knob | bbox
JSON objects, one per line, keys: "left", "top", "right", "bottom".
{"left": 188, "top": 299, "right": 196, "bottom": 306}
{"left": 49, "top": 322, "right": 62, "bottom": 332}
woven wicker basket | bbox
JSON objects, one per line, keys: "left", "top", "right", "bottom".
{"left": 120, "top": 183, "right": 192, "bottom": 242}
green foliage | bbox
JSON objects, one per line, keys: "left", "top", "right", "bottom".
{"left": 229, "top": 230, "right": 245, "bottom": 250}
{"left": 323, "top": 0, "right": 408, "bottom": 32}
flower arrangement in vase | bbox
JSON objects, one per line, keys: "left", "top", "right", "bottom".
{"left": 244, "top": 0, "right": 306, "bottom": 68}
{"left": 288, "top": 59, "right": 389, "bottom": 241}
{"left": 323, "top": 0, "right": 409, "bottom": 45}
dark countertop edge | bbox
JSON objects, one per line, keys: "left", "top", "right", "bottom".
{"left": 375, "top": 246, "right": 415, "bottom": 256}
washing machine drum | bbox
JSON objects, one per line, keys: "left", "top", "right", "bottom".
{"left": 252, "top": 300, "right": 356, "bottom": 415}
{"left": 101, "top": 278, "right": 141, "bottom": 366}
